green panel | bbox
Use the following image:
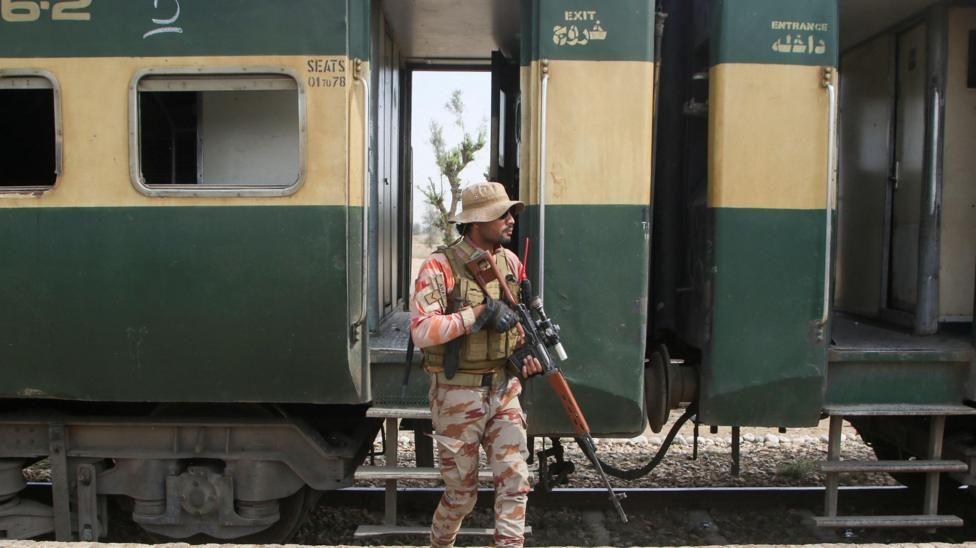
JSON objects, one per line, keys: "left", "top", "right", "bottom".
{"left": 0, "top": 0, "right": 346, "bottom": 58}
{"left": 347, "top": 206, "right": 368, "bottom": 394}
{"left": 371, "top": 361, "right": 428, "bottom": 408}
{"left": 701, "top": 207, "right": 827, "bottom": 427}
{"left": 0, "top": 205, "right": 365, "bottom": 404}
{"left": 712, "top": 0, "right": 838, "bottom": 67}
{"left": 520, "top": 204, "right": 648, "bottom": 436}
{"left": 521, "top": 0, "right": 654, "bottom": 64}
{"left": 520, "top": 0, "right": 536, "bottom": 67}
{"left": 826, "top": 361, "right": 970, "bottom": 406}
{"left": 347, "top": 0, "right": 371, "bottom": 61}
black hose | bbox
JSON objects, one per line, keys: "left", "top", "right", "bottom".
{"left": 597, "top": 406, "right": 697, "bottom": 480}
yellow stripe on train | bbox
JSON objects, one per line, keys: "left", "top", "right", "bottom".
{"left": 0, "top": 55, "right": 359, "bottom": 208}
{"left": 519, "top": 59, "right": 654, "bottom": 207}
{"left": 709, "top": 63, "right": 831, "bottom": 211}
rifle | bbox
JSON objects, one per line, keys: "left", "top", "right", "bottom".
{"left": 464, "top": 246, "right": 628, "bottom": 523}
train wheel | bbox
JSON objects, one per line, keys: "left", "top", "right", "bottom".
{"left": 645, "top": 345, "right": 671, "bottom": 433}
{"left": 217, "top": 486, "right": 320, "bottom": 545}
{"left": 136, "top": 486, "right": 319, "bottom": 545}
{"left": 133, "top": 403, "right": 318, "bottom": 544}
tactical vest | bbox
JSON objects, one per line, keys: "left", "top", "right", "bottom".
{"left": 423, "top": 238, "right": 521, "bottom": 374}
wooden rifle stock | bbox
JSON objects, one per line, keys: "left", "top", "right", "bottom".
{"left": 484, "top": 252, "right": 518, "bottom": 305}
{"left": 547, "top": 370, "right": 591, "bottom": 436}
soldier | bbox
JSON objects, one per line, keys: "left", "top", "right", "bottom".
{"left": 410, "top": 181, "right": 543, "bottom": 548}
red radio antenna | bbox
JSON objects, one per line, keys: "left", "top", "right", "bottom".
{"left": 519, "top": 237, "right": 531, "bottom": 281}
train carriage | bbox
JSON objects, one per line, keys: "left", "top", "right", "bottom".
{"left": 1, "top": 0, "right": 975, "bottom": 542}
{"left": 652, "top": 0, "right": 976, "bottom": 528}
{"left": 0, "top": 0, "right": 654, "bottom": 541}
{"left": 0, "top": 0, "right": 375, "bottom": 541}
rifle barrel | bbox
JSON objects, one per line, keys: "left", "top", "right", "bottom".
{"left": 577, "top": 434, "right": 630, "bottom": 523}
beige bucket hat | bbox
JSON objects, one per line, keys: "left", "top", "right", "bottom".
{"left": 450, "top": 181, "right": 525, "bottom": 224}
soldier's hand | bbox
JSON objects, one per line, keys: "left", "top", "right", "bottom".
{"left": 472, "top": 297, "right": 517, "bottom": 333}
{"left": 485, "top": 297, "right": 518, "bottom": 332}
{"left": 521, "top": 356, "right": 544, "bottom": 378}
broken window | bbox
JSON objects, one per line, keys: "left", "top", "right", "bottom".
{"left": 0, "top": 73, "right": 59, "bottom": 190}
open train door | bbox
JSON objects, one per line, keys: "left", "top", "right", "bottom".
{"left": 888, "top": 23, "right": 928, "bottom": 316}
{"left": 490, "top": 50, "right": 523, "bottom": 248}
{"left": 518, "top": 0, "right": 655, "bottom": 436}
{"left": 700, "top": 0, "right": 838, "bottom": 427}
{"left": 490, "top": 51, "right": 520, "bottom": 197}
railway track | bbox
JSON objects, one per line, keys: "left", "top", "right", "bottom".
{"left": 24, "top": 481, "right": 919, "bottom": 510}
{"left": 318, "top": 485, "right": 976, "bottom": 546}
{"left": 19, "top": 483, "right": 976, "bottom": 545}
{"left": 324, "top": 484, "right": 916, "bottom": 511}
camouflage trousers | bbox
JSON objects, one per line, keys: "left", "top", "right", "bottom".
{"left": 428, "top": 374, "right": 530, "bottom": 548}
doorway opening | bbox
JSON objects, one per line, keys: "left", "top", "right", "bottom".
{"left": 368, "top": 1, "right": 522, "bottom": 329}
{"left": 835, "top": 4, "right": 976, "bottom": 336}
{"left": 408, "top": 69, "right": 493, "bottom": 288}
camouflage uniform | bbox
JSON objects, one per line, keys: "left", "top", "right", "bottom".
{"left": 411, "top": 243, "right": 531, "bottom": 548}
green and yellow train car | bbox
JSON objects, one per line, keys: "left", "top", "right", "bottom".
{"left": 0, "top": 0, "right": 655, "bottom": 541}
{"left": 2, "top": 0, "right": 976, "bottom": 541}
{"left": 0, "top": 0, "right": 369, "bottom": 406}
{"left": 651, "top": 0, "right": 976, "bottom": 528}
{"left": 0, "top": 0, "right": 375, "bottom": 541}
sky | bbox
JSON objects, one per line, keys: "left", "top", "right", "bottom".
{"left": 410, "top": 71, "right": 492, "bottom": 225}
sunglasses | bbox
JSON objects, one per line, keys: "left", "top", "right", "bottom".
{"left": 496, "top": 209, "right": 516, "bottom": 221}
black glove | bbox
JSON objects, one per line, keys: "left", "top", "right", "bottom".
{"left": 472, "top": 296, "right": 518, "bottom": 333}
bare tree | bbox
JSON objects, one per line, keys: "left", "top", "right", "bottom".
{"left": 421, "top": 177, "right": 449, "bottom": 247}
{"left": 420, "top": 89, "right": 487, "bottom": 246}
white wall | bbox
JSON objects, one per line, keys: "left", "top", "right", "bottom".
{"left": 835, "top": 34, "right": 892, "bottom": 317}
{"left": 199, "top": 90, "right": 300, "bottom": 186}
{"left": 940, "top": 7, "right": 976, "bottom": 320}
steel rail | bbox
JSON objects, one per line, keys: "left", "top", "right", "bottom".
{"left": 319, "top": 484, "right": 913, "bottom": 510}
{"left": 21, "top": 483, "right": 964, "bottom": 542}
{"left": 24, "top": 482, "right": 915, "bottom": 508}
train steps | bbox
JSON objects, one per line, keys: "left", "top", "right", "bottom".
{"left": 355, "top": 465, "right": 494, "bottom": 482}
{"left": 814, "top": 404, "right": 976, "bottom": 529}
{"left": 353, "top": 405, "right": 532, "bottom": 539}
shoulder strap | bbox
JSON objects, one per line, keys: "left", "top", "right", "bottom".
{"left": 443, "top": 241, "right": 477, "bottom": 309}
{"left": 494, "top": 248, "right": 512, "bottom": 280}
{"left": 431, "top": 240, "right": 468, "bottom": 314}
{"left": 401, "top": 335, "right": 415, "bottom": 397}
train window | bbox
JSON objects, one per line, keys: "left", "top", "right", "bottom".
{"left": 130, "top": 69, "right": 305, "bottom": 197}
{"left": 0, "top": 72, "right": 60, "bottom": 191}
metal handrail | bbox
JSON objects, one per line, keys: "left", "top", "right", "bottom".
{"left": 820, "top": 67, "right": 838, "bottom": 326}
{"left": 538, "top": 59, "right": 550, "bottom": 301}
{"left": 353, "top": 60, "right": 370, "bottom": 337}
{"left": 928, "top": 89, "right": 940, "bottom": 216}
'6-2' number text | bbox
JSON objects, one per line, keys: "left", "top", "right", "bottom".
{"left": 1, "top": 0, "right": 92, "bottom": 22}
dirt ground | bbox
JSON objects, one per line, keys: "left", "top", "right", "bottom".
{"left": 409, "top": 236, "right": 437, "bottom": 288}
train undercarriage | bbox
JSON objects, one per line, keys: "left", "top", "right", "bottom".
{"left": 0, "top": 405, "right": 379, "bottom": 542}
